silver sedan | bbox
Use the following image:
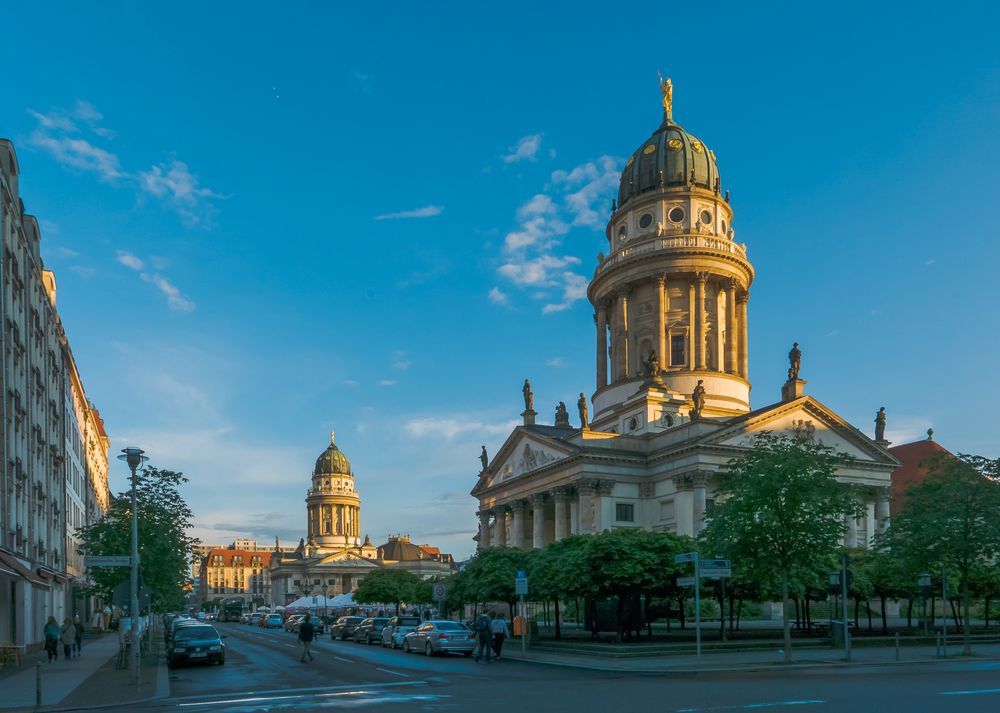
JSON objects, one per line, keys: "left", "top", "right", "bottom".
{"left": 402, "top": 620, "right": 476, "bottom": 656}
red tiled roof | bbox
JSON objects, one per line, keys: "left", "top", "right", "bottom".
{"left": 888, "top": 439, "right": 953, "bottom": 516}
{"left": 204, "top": 549, "right": 272, "bottom": 567}
{"left": 419, "top": 545, "right": 440, "bottom": 556}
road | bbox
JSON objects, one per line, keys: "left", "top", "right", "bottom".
{"left": 141, "top": 622, "right": 1000, "bottom": 712}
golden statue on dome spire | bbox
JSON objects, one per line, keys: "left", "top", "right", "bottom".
{"left": 658, "top": 71, "right": 673, "bottom": 120}
{"left": 330, "top": 429, "right": 336, "bottom": 445}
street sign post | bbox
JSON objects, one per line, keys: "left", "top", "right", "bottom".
{"left": 515, "top": 572, "right": 529, "bottom": 653}
{"left": 85, "top": 555, "right": 132, "bottom": 568}
{"left": 515, "top": 576, "right": 529, "bottom": 596}
{"left": 677, "top": 576, "right": 697, "bottom": 587}
{"left": 701, "top": 559, "right": 730, "bottom": 570}
{"left": 701, "top": 568, "right": 732, "bottom": 579}
{"left": 675, "top": 552, "right": 701, "bottom": 657}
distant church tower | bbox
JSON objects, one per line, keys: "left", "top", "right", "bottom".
{"left": 589, "top": 79, "right": 755, "bottom": 432}
{"left": 305, "top": 431, "right": 362, "bottom": 549}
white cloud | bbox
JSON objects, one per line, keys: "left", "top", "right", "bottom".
{"left": 404, "top": 416, "right": 519, "bottom": 441}
{"left": 373, "top": 205, "right": 444, "bottom": 221}
{"left": 391, "top": 351, "right": 412, "bottom": 370}
{"left": 502, "top": 134, "right": 543, "bottom": 164}
{"left": 498, "top": 254, "right": 579, "bottom": 287}
{"left": 546, "top": 357, "right": 567, "bottom": 367}
{"left": 137, "top": 160, "right": 223, "bottom": 227}
{"left": 552, "top": 155, "right": 620, "bottom": 227}
{"left": 29, "top": 129, "right": 124, "bottom": 181}
{"left": 543, "top": 273, "right": 589, "bottom": 314}
{"left": 378, "top": 379, "right": 396, "bottom": 386}
{"left": 343, "top": 379, "right": 360, "bottom": 386}
{"left": 73, "top": 100, "right": 103, "bottom": 123}
{"left": 488, "top": 287, "right": 508, "bottom": 305}
{"left": 116, "top": 251, "right": 144, "bottom": 271}
{"left": 56, "top": 247, "right": 79, "bottom": 258}
{"left": 140, "top": 272, "right": 196, "bottom": 312}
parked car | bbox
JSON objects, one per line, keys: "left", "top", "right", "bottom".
{"left": 249, "top": 613, "right": 264, "bottom": 627}
{"left": 166, "top": 618, "right": 200, "bottom": 644}
{"left": 285, "top": 614, "right": 305, "bottom": 632}
{"left": 330, "top": 616, "right": 365, "bottom": 640}
{"left": 239, "top": 612, "right": 252, "bottom": 624}
{"left": 402, "top": 620, "right": 475, "bottom": 656}
{"left": 263, "top": 614, "right": 283, "bottom": 628}
{"left": 381, "top": 616, "right": 422, "bottom": 649}
{"left": 168, "top": 624, "right": 225, "bottom": 668}
{"left": 352, "top": 617, "right": 390, "bottom": 644}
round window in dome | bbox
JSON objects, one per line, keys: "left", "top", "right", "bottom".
{"left": 668, "top": 207, "right": 685, "bottom": 223}
{"left": 618, "top": 225, "right": 627, "bottom": 239}
{"left": 700, "top": 210, "right": 713, "bottom": 225}
{"left": 721, "top": 220, "right": 728, "bottom": 234}
{"left": 638, "top": 213, "right": 653, "bottom": 230}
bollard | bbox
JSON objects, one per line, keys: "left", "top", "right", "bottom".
{"left": 894, "top": 632, "right": 900, "bottom": 661}
{"left": 35, "top": 661, "right": 41, "bottom": 708}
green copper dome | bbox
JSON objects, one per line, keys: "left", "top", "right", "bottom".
{"left": 617, "top": 117, "right": 721, "bottom": 208}
{"left": 314, "top": 431, "right": 351, "bottom": 476}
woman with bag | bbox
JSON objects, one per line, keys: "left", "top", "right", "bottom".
{"left": 60, "top": 617, "right": 76, "bottom": 661}
{"left": 43, "top": 616, "right": 60, "bottom": 662}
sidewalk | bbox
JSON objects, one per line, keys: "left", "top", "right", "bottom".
{"left": 501, "top": 640, "right": 1000, "bottom": 674}
{"left": 0, "top": 634, "right": 121, "bottom": 709}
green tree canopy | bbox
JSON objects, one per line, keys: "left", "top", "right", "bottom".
{"left": 888, "top": 453, "right": 1000, "bottom": 653}
{"left": 701, "top": 432, "right": 857, "bottom": 661}
{"left": 77, "top": 466, "right": 198, "bottom": 611}
{"left": 353, "top": 568, "right": 423, "bottom": 611}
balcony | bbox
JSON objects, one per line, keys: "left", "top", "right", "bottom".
{"left": 595, "top": 234, "right": 749, "bottom": 277}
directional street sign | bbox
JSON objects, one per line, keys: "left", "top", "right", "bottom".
{"left": 702, "top": 568, "right": 732, "bottom": 579}
{"left": 701, "top": 559, "right": 731, "bottom": 570}
{"left": 85, "top": 555, "right": 132, "bottom": 568}
{"left": 674, "top": 552, "right": 697, "bottom": 564}
{"left": 515, "top": 576, "right": 529, "bottom": 596}
{"left": 432, "top": 583, "right": 448, "bottom": 602}
{"left": 677, "top": 576, "right": 697, "bottom": 587}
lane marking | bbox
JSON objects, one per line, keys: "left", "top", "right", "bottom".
{"left": 172, "top": 680, "right": 426, "bottom": 704}
{"left": 676, "top": 701, "right": 825, "bottom": 712}
{"left": 377, "top": 667, "right": 410, "bottom": 677}
{"left": 941, "top": 688, "right": 1000, "bottom": 696}
{"left": 333, "top": 656, "right": 355, "bottom": 663}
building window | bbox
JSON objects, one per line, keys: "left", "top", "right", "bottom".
{"left": 616, "top": 503, "right": 635, "bottom": 522}
{"left": 671, "top": 334, "right": 686, "bottom": 366}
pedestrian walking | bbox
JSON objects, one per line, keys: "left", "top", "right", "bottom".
{"left": 491, "top": 612, "right": 509, "bottom": 660}
{"left": 73, "top": 613, "right": 84, "bottom": 657}
{"left": 43, "top": 616, "right": 60, "bottom": 662}
{"left": 473, "top": 611, "right": 493, "bottom": 663}
{"left": 298, "top": 613, "right": 315, "bottom": 662}
{"left": 60, "top": 617, "right": 76, "bottom": 661}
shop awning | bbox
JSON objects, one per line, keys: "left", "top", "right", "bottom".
{"left": 0, "top": 551, "right": 47, "bottom": 586}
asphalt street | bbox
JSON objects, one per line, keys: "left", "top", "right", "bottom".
{"left": 139, "top": 622, "right": 1000, "bottom": 712}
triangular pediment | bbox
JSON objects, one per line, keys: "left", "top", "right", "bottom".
{"left": 703, "top": 396, "right": 900, "bottom": 467}
{"left": 313, "top": 550, "right": 381, "bottom": 568}
{"left": 480, "top": 427, "right": 578, "bottom": 489}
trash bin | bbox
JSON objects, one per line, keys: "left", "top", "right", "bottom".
{"left": 830, "top": 620, "right": 847, "bottom": 647}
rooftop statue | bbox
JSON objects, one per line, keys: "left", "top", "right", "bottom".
{"left": 691, "top": 379, "right": 706, "bottom": 421}
{"left": 787, "top": 342, "right": 802, "bottom": 381}
{"left": 875, "top": 407, "right": 887, "bottom": 442}
{"left": 555, "top": 401, "right": 570, "bottom": 428}
{"left": 523, "top": 379, "right": 534, "bottom": 412}
{"left": 479, "top": 446, "right": 489, "bottom": 472}
{"left": 578, "top": 392, "right": 589, "bottom": 430}
{"left": 658, "top": 72, "right": 673, "bottom": 119}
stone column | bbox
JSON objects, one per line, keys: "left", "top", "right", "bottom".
{"left": 619, "top": 289, "right": 630, "bottom": 379}
{"left": 876, "top": 487, "right": 891, "bottom": 535}
{"left": 569, "top": 497, "right": 579, "bottom": 534}
{"left": 656, "top": 276, "right": 667, "bottom": 369}
{"left": 695, "top": 273, "right": 708, "bottom": 370}
{"left": 553, "top": 491, "right": 569, "bottom": 542}
{"left": 532, "top": 494, "right": 546, "bottom": 549}
{"left": 672, "top": 474, "right": 695, "bottom": 537}
{"left": 592, "top": 480, "right": 615, "bottom": 533}
{"left": 737, "top": 292, "right": 749, "bottom": 378}
{"left": 726, "top": 280, "right": 738, "bottom": 374}
{"left": 577, "top": 481, "right": 596, "bottom": 534}
{"left": 687, "top": 279, "right": 696, "bottom": 370}
{"left": 495, "top": 506, "right": 508, "bottom": 546}
{"left": 511, "top": 500, "right": 527, "bottom": 549}
{"left": 596, "top": 305, "right": 608, "bottom": 388}
{"left": 845, "top": 512, "right": 858, "bottom": 548}
{"left": 692, "top": 473, "right": 709, "bottom": 535}
{"left": 478, "top": 509, "right": 491, "bottom": 550}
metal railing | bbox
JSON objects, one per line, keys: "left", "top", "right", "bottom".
{"left": 595, "top": 235, "right": 749, "bottom": 275}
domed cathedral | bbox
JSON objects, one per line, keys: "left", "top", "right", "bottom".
{"left": 270, "top": 432, "right": 456, "bottom": 605}
{"left": 471, "top": 78, "right": 901, "bottom": 551}
{"left": 592, "top": 77, "right": 753, "bottom": 432}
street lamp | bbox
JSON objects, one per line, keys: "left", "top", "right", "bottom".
{"left": 117, "top": 446, "right": 148, "bottom": 687}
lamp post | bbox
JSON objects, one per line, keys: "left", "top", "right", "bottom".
{"left": 117, "top": 446, "right": 148, "bottom": 687}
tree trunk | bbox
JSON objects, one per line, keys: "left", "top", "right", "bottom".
{"left": 866, "top": 599, "right": 873, "bottom": 632}
{"left": 880, "top": 594, "right": 888, "bottom": 635}
{"left": 986, "top": 598, "right": 991, "bottom": 629}
{"left": 728, "top": 591, "right": 737, "bottom": 634}
{"left": 678, "top": 597, "right": 686, "bottom": 629}
{"left": 736, "top": 599, "right": 743, "bottom": 631}
{"left": 805, "top": 597, "right": 811, "bottom": 632}
{"left": 793, "top": 597, "right": 801, "bottom": 630}
{"left": 853, "top": 597, "right": 860, "bottom": 629}
{"left": 906, "top": 598, "right": 913, "bottom": 628}
{"left": 950, "top": 598, "right": 961, "bottom": 629}
{"left": 962, "top": 578, "right": 972, "bottom": 656}
{"left": 781, "top": 572, "right": 792, "bottom": 663}
{"left": 930, "top": 596, "right": 936, "bottom": 626}
{"left": 665, "top": 598, "right": 671, "bottom": 632}
{"left": 554, "top": 598, "right": 561, "bottom": 640}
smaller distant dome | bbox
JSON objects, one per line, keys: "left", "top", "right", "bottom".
{"left": 314, "top": 430, "right": 351, "bottom": 476}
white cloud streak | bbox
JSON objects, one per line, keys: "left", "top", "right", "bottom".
{"left": 404, "top": 417, "right": 519, "bottom": 441}
{"left": 373, "top": 205, "right": 444, "bottom": 221}
{"left": 140, "top": 273, "right": 196, "bottom": 312}
{"left": 502, "top": 134, "right": 543, "bottom": 164}
{"left": 116, "top": 251, "right": 144, "bottom": 271}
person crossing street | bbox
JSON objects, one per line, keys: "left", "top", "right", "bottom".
{"left": 298, "top": 613, "right": 315, "bottom": 662}
{"left": 473, "top": 611, "right": 493, "bottom": 663}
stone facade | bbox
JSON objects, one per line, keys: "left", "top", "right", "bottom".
{"left": 471, "top": 85, "right": 899, "bottom": 552}
{"left": 0, "top": 139, "right": 110, "bottom": 651}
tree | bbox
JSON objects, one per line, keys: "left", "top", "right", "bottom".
{"left": 460, "top": 547, "right": 531, "bottom": 615}
{"left": 701, "top": 433, "right": 858, "bottom": 662}
{"left": 888, "top": 453, "right": 1000, "bottom": 654}
{"left": 77, "top": 466, "right": 198, "bottom": 611}
{"left": 353, "top": 568, "right": 422, "bottom": 612}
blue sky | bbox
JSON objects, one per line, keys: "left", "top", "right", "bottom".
{"left": 3, "top": 2, "right": 998, "bottom": 560}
